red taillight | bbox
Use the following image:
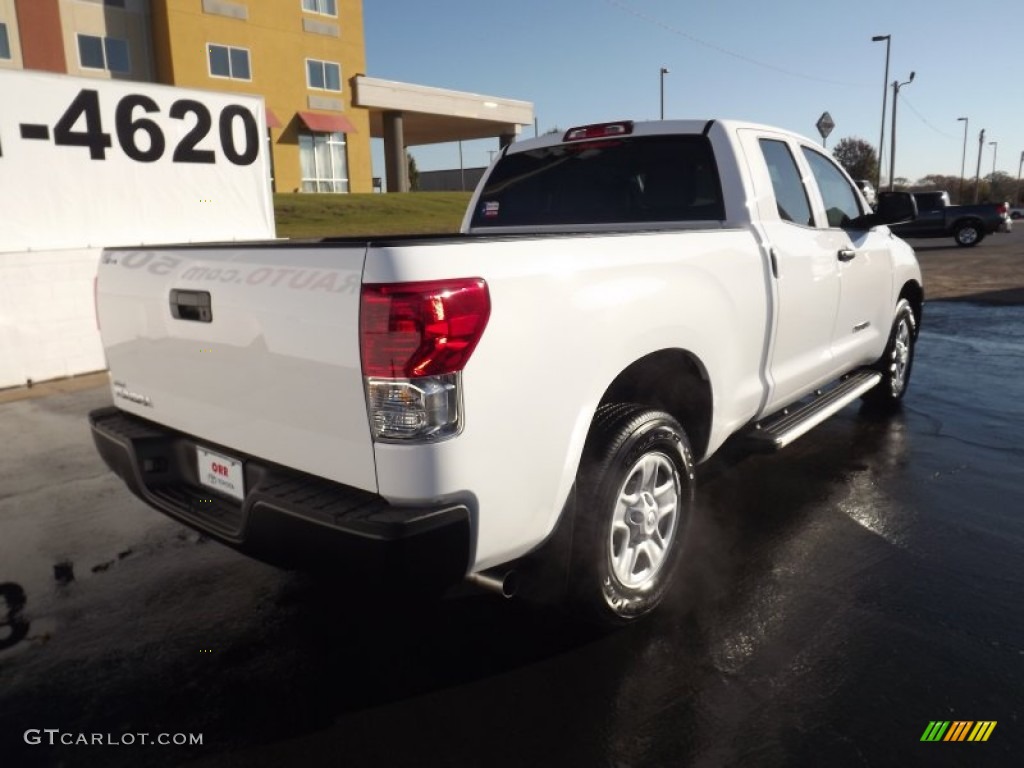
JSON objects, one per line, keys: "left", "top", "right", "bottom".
{"left": 996, "top": 203, "right": 1008, "bottom": 215}
{"left": 360, "top": 279, "right": 490, "bottom": 378}
{"left": 563, "top": 121, "right": 634, "bottom": 142}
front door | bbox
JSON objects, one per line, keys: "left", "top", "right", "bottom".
{"left": 800, "top": 147, "right": 893, "bottom": 368}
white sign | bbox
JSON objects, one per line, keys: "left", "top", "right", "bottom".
{"left": 0, "top": 69, "right": 275, "bottom": 253}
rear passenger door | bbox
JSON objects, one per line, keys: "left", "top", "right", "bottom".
{"left": 738, "top": 130, "right": 840, "bottom": 412}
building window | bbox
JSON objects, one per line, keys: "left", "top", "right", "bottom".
{"left": 77, "top": 34, "right": 131, "bottom": 73}
{"left": 306, "top": 59, "right": 340, "bottom": 91}
{"left": 302, "top": 0, "right": 337, "bottom": 16}
{"left": 0, "top": 23, "right": 10, "bottom": 60}
{"left": 208, "top": 44, "right": 251, "bottom": 80}
{"left": 299, "top": 132, "right": 349, "bottom": 193}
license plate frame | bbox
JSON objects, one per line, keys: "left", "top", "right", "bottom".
{"left": 195, "top": 446, "right": 245, "bottom": 502}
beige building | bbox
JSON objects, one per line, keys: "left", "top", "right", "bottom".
{"left": 0, "top": 0, "right": 533, "bottom": 193}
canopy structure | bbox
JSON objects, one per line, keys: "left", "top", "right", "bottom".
{"left": 352, "top": 76, "right": 534, "bottom": 192}
{"left": 298, "top": 111, "right": 359, "bottom": 134}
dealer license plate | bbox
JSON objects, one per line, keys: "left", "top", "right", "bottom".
{"left": 196, "top": 446, "right": 245, "bottom": 502}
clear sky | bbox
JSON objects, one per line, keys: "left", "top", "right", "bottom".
{"left": 363, "top": 0, "right": 1022, "bottom": 186}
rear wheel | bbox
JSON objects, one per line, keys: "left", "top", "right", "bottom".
{"left": 954, "top": 221, "right": 983, "bottom": 247}
{"left": 864, "top": 299, "right": 916, "bottom": 408}
{"left": 568, "top": 404, "right": 694, "bottom": 626}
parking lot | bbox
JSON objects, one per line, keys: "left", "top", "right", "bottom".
{"left": 2, "top": 232, "right": 1023, "bottom": 767}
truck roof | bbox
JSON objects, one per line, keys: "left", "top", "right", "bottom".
{"left": 504, "top": 119, "right": 819, "bottom": 156}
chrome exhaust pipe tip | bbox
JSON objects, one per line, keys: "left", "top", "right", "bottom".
{"left": 466, "top": 568, "right": 518, "bottom": 599}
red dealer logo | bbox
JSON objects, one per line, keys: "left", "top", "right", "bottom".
{"left": 212, "top": 462, "right": 229, "bottom": 477}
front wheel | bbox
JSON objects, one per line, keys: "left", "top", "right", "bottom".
{"left": 569, "top": 404, "right": 695, "bottom": 626}
{"left": 864, "top": 299, "right": 917, "bottom": 408}
{"left": 954, "top": 222, "right": 983, "bottom": 247}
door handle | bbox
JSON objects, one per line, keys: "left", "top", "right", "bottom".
{"left": 837, "top": 249, "right": 857, "bottom": 262}
{"left": 169, "top": 289, "right": 213, "bottom": 322}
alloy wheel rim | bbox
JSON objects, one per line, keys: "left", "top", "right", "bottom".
{"left": 608, "top": 452, "right": 680, "bottom": 589}
{"left": 892, "top": 317, "right": 911, "bottom": 394}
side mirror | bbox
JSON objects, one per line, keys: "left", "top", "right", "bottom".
{"left": 844, "top": 191, "right": 917, "bottom": 230}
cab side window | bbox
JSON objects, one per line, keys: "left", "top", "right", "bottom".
{"left": 758, "top": 139, "right": 813, "bottom": 227}
{"left": 802, "top": 148, "right": 863, "bottom": 228}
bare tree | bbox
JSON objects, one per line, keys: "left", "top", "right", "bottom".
{"left": 984, "top": 171, "right": 1015, "bottom": 203}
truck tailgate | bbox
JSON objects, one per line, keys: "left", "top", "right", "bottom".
{"left": 96, "top": 245, "right": 376, "bottom": 492}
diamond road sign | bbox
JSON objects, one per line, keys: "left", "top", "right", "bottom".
{"left": 816, "top": 111, "right": 835, "bottom": 140}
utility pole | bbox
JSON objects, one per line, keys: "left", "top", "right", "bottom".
{"left": 1017, "top": 151, "right": 1023, "bottom": 206}
{"left": 957, "top": 117, "right": 968, "bottom": 203}
{"left": 889, "top": 72, "right": 914, "bottom": 191}
{"left": 974, "top": 129, "right": 986, "bottom": 204}
{"left": 659, "top": 67, "right": 669, "bottom": 120}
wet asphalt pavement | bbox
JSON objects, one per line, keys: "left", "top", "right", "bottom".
{"left": 1, "top": 299, "right": 1022, "bottom": 768}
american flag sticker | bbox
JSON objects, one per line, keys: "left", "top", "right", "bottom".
{"left": 483, "top": 201, "right": 500, "bottom": 218}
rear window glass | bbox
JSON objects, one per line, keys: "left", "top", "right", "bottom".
{"left": 470, "top": 135, "right": 724, "bottom": 228}
{"left": 914, "top": 193, "right": 944, "bottom": 211}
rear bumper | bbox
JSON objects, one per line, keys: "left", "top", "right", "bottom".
{"left": 88, "top": 407, "right": 471, "bottom": 589}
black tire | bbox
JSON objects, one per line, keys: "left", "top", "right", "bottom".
{"left": 568, "top": 404, "right": 694, "bottom": 626}
{"left": 954, "top": 221, "right": 984, "bottom": 247}
{"left": 864, "top": 299, "right": 916, "bottom": 408}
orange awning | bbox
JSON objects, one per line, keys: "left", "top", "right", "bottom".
{"left": 265, "top": 109, "right": 282, "bottom": 129}
{"left": 298, "top": 111, "right": 357, "bottom": 134}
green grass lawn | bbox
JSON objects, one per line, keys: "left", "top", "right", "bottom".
{"left": 273, "top": 192, "right": 473, "bottom": 238}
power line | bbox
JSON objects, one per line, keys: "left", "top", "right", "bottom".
{"left": 898, "top": 96, "right": 959, "bottom": 139}
{"left": 604, "top": 0, "right": 868, "bottom": 88}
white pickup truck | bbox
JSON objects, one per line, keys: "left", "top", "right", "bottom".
{"left": 89, "top": 119, "right": 922, "bottom": 625}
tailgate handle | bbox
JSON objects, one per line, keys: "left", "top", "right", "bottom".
{"left": 169, "top": 289, "right": 212, "bottom": 323}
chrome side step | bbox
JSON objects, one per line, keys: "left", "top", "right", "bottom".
{"left": 748, "top": 371, "right": 882, "bottom": 450}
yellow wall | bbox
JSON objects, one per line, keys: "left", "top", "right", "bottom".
{"left": 152, "top": 0, "right": 370, "bottom": 193}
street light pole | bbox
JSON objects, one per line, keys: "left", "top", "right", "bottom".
{"left": 872, "top": 35, "right": 891, "bottom": 190}
{"left": 659, "top": 67, "right": 669, "bottom": 120}
{"left": 1017, "top": 151, "right": 1023, "bottom": 206}
{"left": 888, "top": 71, "right": 914, "bottom": 191}
{"left": 957, "top": 117, "right": 968, "bottom": 203}
{"left": 989, "top": 141, "right": 998, "bottom": 180}
{"left": 974, "top": 129, "right": 985, "bottom": 204}
{"left": 458, "top": 141, "right": 465, "bottom": 192}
